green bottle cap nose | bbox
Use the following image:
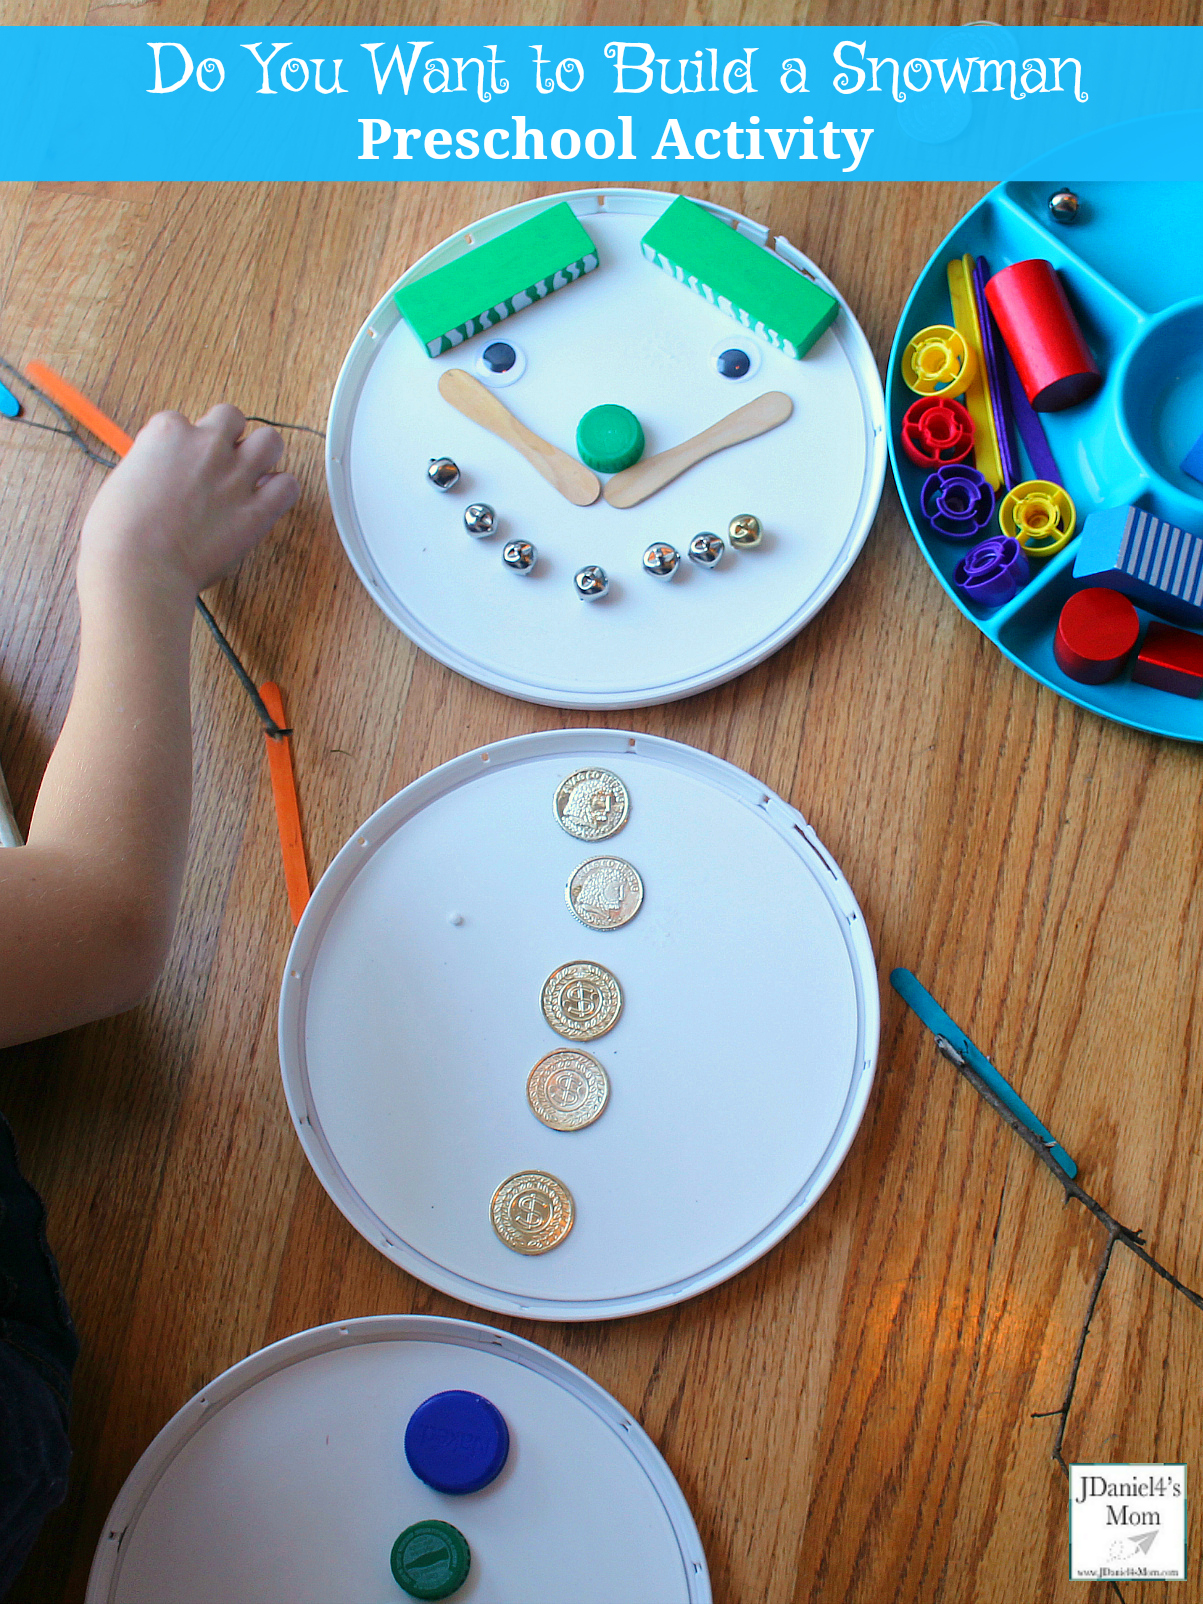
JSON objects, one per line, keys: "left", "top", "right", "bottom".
{"left": 576, "top": 404, "right": 645, "bottom": 473}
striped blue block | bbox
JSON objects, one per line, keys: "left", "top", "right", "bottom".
{"left": 1074, "top": 504, "right": 1203, "bottom": 628}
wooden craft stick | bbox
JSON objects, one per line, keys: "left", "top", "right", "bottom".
{"left": 603, "top": 391, "right": 793, "bottom": 510}
{"left": 24, "top": 359, "right": 134, "bottom": 456}
{"left": 437, "top": 368, "right": 601, "bottom": 507}
{"left": 259, "top": 682, "right": 310, "bottom": 926}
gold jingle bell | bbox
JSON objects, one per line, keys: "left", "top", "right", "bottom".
{"left": 728, "top": 513, "right": 762, "bottom": 549}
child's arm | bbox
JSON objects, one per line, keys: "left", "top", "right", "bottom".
{"left": 0, "top": 405, "right": 299, "bottom": 1047}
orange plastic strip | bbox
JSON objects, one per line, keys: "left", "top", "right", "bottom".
{"left": 259, "top": 682, "right": 310, "bottom": 925}
{"left": 24, "top": 360, "right": 134, "bottom": 458}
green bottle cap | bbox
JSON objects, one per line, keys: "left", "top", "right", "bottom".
{"left": 390, "top": 1520, "right": 471, "bottom": 1600}
{"left": 576, "top": 404, "right": 645, "bottom": 473}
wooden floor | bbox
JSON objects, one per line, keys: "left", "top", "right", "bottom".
{"left": 2, "top": 4, "right": 1202, "bottom": 1601}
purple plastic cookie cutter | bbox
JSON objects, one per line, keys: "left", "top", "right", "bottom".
{"left": 920, "top": 464, "right": 996, "bottom": 541}
{"left": 954, "top": 535, "right": 1030, "bottom": 610}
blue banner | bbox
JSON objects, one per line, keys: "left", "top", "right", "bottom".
{"left": 2, "top": 26, "right": 1202, "bottom": 180}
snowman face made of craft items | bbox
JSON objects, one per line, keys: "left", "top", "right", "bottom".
{"left": 330, "top": 188, "right": 886, "bottom": 709}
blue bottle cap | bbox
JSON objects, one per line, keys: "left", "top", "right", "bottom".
{"left": 404, "top": 1390, "right": 510, "bottom": 1495}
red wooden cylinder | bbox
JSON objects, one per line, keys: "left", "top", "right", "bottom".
{"left": 1054, "top": 588, "right": 1139, "bottom": 684}
{"left": 985, "top": 260, "right": 1101, "bottom": 412}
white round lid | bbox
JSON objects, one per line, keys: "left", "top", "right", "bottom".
{"left": 278, "top": 729, "right": 878, "bottom": 1321}
{"left": 327, "top": 187, "right": 886, "bottom": 708}
{"left": 85, "top": 1314, "right": 709, "bottom": 1604}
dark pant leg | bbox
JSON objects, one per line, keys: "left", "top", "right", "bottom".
{"left": 0, "top": 1115, "right": 78, "bottom": 1599}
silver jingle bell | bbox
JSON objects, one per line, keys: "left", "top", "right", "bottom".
{"left": 464, "top": 502, "right": 497, "bottom": 537}
{"left": 688, "top": 532, "right": 724, "bottom": 570}
{"left": 1047, "top": 188, "right": 1080, "bottom": 224}
{"left": 642, "top": 542, "right": 680, "bottom": 581}
{"left": 502, "top": 539, "right": 537, "bottom": 575}
{"left": 728, "top": 513, "right": 762, "bottom": 549}
{"left": 427, "top": 456, "right": 460, "bottom": 491}
{"left": 574, "top": 564, "right": 609, "bottom": 601}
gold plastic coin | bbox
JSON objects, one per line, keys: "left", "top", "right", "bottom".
{"left": 527, "top": 1049, "right": 610, "bottom": 1132}
{"left": 553, "top": 769, "right": 630, "bottom": 842}
{"left": 566, "top": 857, "right": 644, "bottom": 931}
{"left": 540, "top": 961, "right": 623, "bottom": 1042}
{"left": 490, "top": 1170, "right": 575, "bottom": 1254}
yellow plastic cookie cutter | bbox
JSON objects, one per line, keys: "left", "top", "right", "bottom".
{"left": 901, "top": 325, "right": 977, "bottom": 397}
{"left": 999, "top": 480, "right": 1076, "bottom": 558}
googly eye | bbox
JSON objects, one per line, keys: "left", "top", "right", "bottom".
{"left": 475, "top": 340, "right": 526, "bottom": 388}
{"left": 710, "top": 339, "right": 761, "bottom": 381}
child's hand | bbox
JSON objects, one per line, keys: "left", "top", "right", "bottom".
{"left": 78, "top": 405, "right": 300, "bottom": 600}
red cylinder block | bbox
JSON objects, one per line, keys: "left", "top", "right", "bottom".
{"left": 1054, "top": 588, "right": 1140, "bottom": 684}
{"left": 985, "top": 260, "right": 1102, "bottom": 412}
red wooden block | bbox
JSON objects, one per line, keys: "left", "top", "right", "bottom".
{"left": 1132, "top": 621, "right": 1203, "bottom": 698}
{"left": 985, "top": 260, "right": 1102, "bottom": 412}
{"left": 1054, "top": 588, "right": 1139, "bottom": 684}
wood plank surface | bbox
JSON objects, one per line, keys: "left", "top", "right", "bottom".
{"left": 1, "top": 4, "right": 1201, "bottom": 1601}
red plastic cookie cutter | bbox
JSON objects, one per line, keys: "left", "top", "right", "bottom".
{"left": 900, "top": 396, "right": 975, "bottom": 468}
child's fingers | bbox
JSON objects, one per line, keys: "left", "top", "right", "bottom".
{"left": 251, "top": 471, "right": 301, "bottom": 528}
{"left": 196, "top": 403, "right": 247, "bottom": 443}
{"left": 237, "top": 425, "right": 285, "bottom": 481}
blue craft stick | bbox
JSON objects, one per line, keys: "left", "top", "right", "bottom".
{"left": 890, "top": 967, "right": 1078, "bottom": 1179}
{"left": 1181, "top": 425, "right": 1203, "bottom": 487}
{"left": 0, "top": 381, "right": 19, "bottom": 418}
{"left": 1000, "top": 341, "right": 1062, "bottom": 486}
{"left": 973, "top": 256, "right": 1020, "bottom": 491}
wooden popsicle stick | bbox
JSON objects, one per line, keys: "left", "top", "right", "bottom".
{"left": 438, "top": 368, "right": 600, "bottom": 507}
{"left": 603, "top": 391, "right": 793, "bottom": 510}
{"left": 259, "top": 682, "right": 310, "bottom": 926}
{"left": 25, "top": 359, "right": 135, "bottom": 456}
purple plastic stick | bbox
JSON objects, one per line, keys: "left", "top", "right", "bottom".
{"left": 972, "top": 256, "right": 1020, "bottom": 491}
{"left": 999, "top": 334, "right": 1062, "bottom": 486}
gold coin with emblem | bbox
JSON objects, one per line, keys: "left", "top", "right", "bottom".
{"left": 553, "top": 769, "right": 630, "bottom": 842}
{"left": 540, "top": 960, "right": 623, "bottom": 1041}
{"left": 566, "top": 857, "right": 644, "bottom": 931}
{"left": 527, "top": 1049, "right": 610, "bottom": 1131}
{"left": 490, "top": 1170, "right": 575, "bottom": 1254}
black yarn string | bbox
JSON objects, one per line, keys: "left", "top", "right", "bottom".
{"left": 0, "top": 361, "right": 322, "bottom": 738}
{"left": 245, "top": 415, "right": 326, "bottom": 441}
{"left": 0, "top": 355, "right": 119, "bottom": 468}
{"left": 194, "top": 598, "right": 291, "bottom": 738}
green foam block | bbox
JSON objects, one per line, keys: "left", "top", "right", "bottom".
{"left": 640, "top": 196, "right": 838, "bottom": 360}
{"left": 395, "top": 202, "right": 599, "bottom": 358}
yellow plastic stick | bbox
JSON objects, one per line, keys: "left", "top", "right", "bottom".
{"left": 946, "top": 256, "right": 1003, "bottom": 491}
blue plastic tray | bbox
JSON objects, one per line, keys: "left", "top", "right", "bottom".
{"left": 888, "top": 180, "right": 1203, "bottom": 742}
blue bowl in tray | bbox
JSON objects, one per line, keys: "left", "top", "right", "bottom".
{"left": 888, "top": 179, "right": 1203, "bottom": 742}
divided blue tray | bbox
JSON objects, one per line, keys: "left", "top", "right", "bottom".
{"left": 888, "top": 180, "right": 1203, "bottom": 743}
